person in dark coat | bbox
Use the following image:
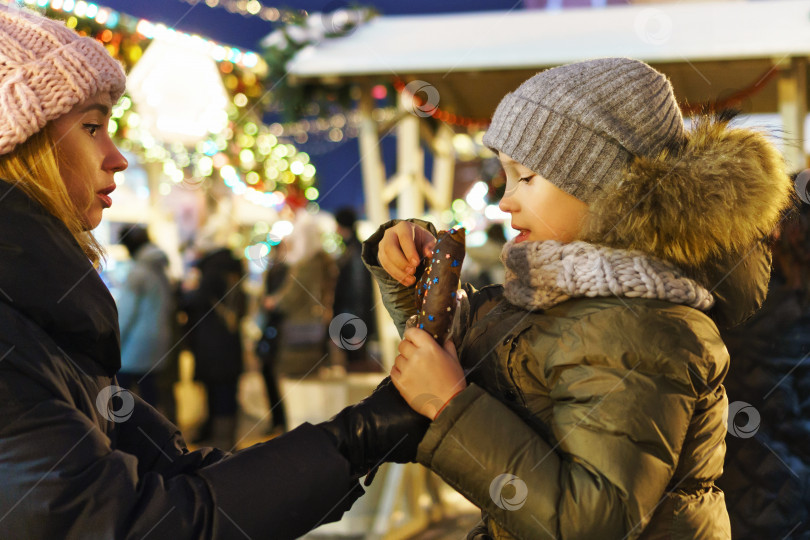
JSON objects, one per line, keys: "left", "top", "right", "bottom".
{"left": 717, "top": 199, "right": 810, "bottom": 539}
{"left": 333, "top": 207, "right": 378, "bottom": 371}
{"left": 272, "top": 211, "right": 337, "bottom": 378}
{"left": 0, "top": 9, "right": 428, "bottom": 539}
{"left": 256, "top": 240, "right": 290, "bottom": 433}
{"left": 180, "top": 245, "right": 247, "bottom": 448}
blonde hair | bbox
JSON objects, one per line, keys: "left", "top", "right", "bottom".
{"left": 0, "top": 129, "right": 104, "bottom": 265}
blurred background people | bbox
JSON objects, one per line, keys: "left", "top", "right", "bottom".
{"left": 333, "top": 207, "right": 378, "bottom": 372}
{"left": 256, "top": 239, "right": 289, "bottom": 434}
{"left": 271, "top": 211, "right": 336, "bottom": 379}
{"left": 718, "top": 197, "right": 810, "bottom": 539}
{"left": 181, "top": 241, "right": 247, "bottom": 449}
{"left": 116, "top": 225, "right": 175, "bottom": 411}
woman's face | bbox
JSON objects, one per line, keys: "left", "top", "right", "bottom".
{"left": 497, "top": 152, "right": 588, "bottom": 243}
{"left": 47, "top": 93, "right": 128, "bottom": 230}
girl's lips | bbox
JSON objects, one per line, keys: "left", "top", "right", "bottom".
{"left": 97, "top": 193, "right": 112, "bottom": 209}
{"left": 514, "top": 230, "right": 530, "bottom": 243}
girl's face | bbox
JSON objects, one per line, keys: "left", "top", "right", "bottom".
{"left": 48, "top": 93, "right": 128, "bottom": 230}
{"left": 497, "top": 152, "right": 588, "bottom": 243}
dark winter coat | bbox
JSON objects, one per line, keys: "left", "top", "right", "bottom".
{"left": 181, "top": 248, "right": 246, "bottom": 383}
{"left": 717, "top": 274, "right": 810, "bottom": 539}
{"left": 334, "top": 233, "right": 375, "bottom": 336}
{"left": 362, "top": 116, "right": 793, "bottom": 540}
{"left": 256, "top": 260, "right": 289, "bottom": 363}
{"left": 0, "top": 179, "right": 362, "bottom": 539}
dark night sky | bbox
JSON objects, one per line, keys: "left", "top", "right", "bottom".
{"left": 95, "top": 1, "right": 525, "bottom": 50}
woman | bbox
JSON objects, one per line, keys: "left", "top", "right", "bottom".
{"left": 256, "top": 239, "right": 290, "bottom": 433}
{"left": 0, "top": 9, "right": 426, "bottom": 539}
{"left": 365, "top": 58, "right": 794, "bottom": 538}
{"left": 181, "top": 245, "right": 246, "bottom": 448}
{"left": 271, "top": 211, "right": 337, "bottom": 378}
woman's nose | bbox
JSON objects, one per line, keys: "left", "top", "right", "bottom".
{"left": 104, "top": 143, "right": 128, "bottom": 173}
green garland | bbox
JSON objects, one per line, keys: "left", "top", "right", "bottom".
{"left": 261, "top": 5, "right": 378, "bottom": 121}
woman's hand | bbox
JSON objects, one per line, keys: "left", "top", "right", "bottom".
{"left": 378, "top": 222, "right": 436, "bottom": 286}
{"left": 391, "top": 328, "right": 467, "bottom": 420}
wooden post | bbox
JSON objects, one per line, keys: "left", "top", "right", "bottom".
{"left": 778, "top": 57, "right": 808, "bottom": 172}
{"left": 358, "top": 89, "right": 398, "bottom": 371}
{"left": 358, "top": 91, "right": 389, "bottom": 226}
{"left": 431, "top": 123, "right": 456, "bottom": 225}
{"left": 396, "top": 106, "right": 425, "bottom": 219}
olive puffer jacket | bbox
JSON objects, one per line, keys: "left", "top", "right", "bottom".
{"left": 362, "top": 116, "right": 793, "bottom": 540}
{"left": 365, "top": 221, "right": 732, "bottom": 539}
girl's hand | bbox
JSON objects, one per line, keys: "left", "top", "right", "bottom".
{"left": 378, "top": 222, "right": 436, "bottom": 286}
{"left": 391, "top": 328, "right": 467, "bottom": 420}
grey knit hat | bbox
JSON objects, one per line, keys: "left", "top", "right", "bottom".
{"left": 483, "top": 58, "right": 685, "bottom": 204}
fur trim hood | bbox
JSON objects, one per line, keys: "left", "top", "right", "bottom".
{"left": 581, "top": 113, "right": 795, "bottom": 328}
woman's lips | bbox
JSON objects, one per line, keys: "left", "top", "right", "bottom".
{"left": 97, "top": 184, "right": 115, "bottom": 209}
{"left": 97, "top": 193, "right": 112, "bottom": 208}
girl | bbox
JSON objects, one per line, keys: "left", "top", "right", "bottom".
{"left": 365, "top": 58, "right": 794, "bottom": 539}
{"left": 0, "top": 8, "right": 426, "bottom": 538}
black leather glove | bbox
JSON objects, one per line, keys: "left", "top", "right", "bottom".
{"left": 317, "top": 377, "right": 430, "bottom": 482}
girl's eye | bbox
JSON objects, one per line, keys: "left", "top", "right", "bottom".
{"left": 519, "top": 176, "right": 533, "bottom": 183}
{"left": 84, "top": 123, "right": 102, "bottom": 136}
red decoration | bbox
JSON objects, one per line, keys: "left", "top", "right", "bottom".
{"left": 393, "top": 78, "right": 491, "bottom": 128}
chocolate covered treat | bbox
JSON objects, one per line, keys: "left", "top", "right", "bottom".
{"left": 415, "top": 228, "right": 465, "bottom": 341}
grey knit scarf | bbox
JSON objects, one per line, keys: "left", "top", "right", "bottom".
{"left": 501, "top": 240, "right": 714, "bottom": 312}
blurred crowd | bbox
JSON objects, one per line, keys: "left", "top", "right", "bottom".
{"left": 108, "top": 205, "right": 388, "bottom": 450}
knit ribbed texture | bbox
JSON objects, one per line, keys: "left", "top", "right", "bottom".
{"left": 0, "top": 8, "right": 126, "bottom": 156}
{"left": 501, "top": 239, "right": 714, "bottom": 312}
{"left": 483, "top": 58, "right": 685, "bottom": 204}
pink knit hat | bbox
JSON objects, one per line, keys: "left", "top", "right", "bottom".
{"left": 0, "top": 8, "right": 126, "bottom": 156}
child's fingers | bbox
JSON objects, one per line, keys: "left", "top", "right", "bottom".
{"left": 378, "top": 223, "right": 438, "bottom": 287}
{"left": 395, "top": 228, "right": 423, "bottom": 271}
{"left": 415, "top": 228, "right": 437, "bottom": 258}
{"left": 379, "top": 236, "right": 416, "bottom": 285}
{"left": 397, "top": 339, "right": 417, "bottom": 358}
{"left": 403, "top": 327, "right": 434, "bottom": 348}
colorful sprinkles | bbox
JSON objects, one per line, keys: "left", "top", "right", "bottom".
{"left": 414, "top": 228, "right": 465, "bottom": 342}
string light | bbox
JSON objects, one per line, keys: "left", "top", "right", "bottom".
{"left": 26, "top": 0, "right": 263, "bottom": 69}
{"left": 179, "top": 0, "right": 281, "bottom": 22}
{"left": 20, "top": 2, "right": 319, "bottom": 205}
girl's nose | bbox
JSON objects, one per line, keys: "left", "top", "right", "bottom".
{"left": 103, "top": 142, "right": 128, "bottom": 173}
{"left": 499, "top": 193, "right": 517, "bottom": 213}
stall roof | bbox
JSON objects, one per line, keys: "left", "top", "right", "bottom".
{"left": 288, "top": 0, "right": 810, "bottom": 116}
{"left": 289, "top": 0, "right": 810, "bottom": 75}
